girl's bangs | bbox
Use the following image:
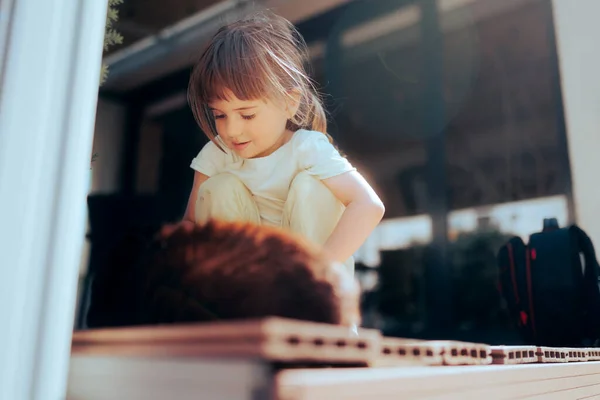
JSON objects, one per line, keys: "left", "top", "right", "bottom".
{"left": 198, "top": 39, "right": 274, "bottom": 104}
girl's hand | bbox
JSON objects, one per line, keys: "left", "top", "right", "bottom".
{"left": 183, "top": 171, "right": 210, "bottom": 223}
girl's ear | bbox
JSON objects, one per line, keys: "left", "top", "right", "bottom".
{"left": 285, "top": 88, "right": 302, "bottom": 119}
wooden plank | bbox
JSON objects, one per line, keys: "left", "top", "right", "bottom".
{"left": 67, "top": 355, "right": 271, "bottom": 400}
{"left": 588, "top": 348, "right": 600, "bottom": 361}
{"left": 566, "top": 347, "right": 589, "bottom": 362}
{"left": 430, "top": 340, "right": 491, "bottom": 365}
{"left": 372, "top": 338, "right": 445, "bottom": 366}
{"left": 373, "top": 339, "right": 490, "bottom": 366}
{"left": 72, "top": 318, "right": 380, "bottom": 344}
{"left": 72, "top": 318, "right": 381, "bottom": 365}
{"left": 537, "top": 347, "right": 568, "bottom": 363}
{"left": 399, "top": 373, "right": 600, "bottom": 400}
{"left": 491, "top": 346, "right": 537, "bottom": 365}
{"left": 274, "top": 362, "right": 600, "bottom": 400}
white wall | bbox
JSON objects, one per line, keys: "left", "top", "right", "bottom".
{"left": 553, "top": 0, "right": 600, "bottom": 247}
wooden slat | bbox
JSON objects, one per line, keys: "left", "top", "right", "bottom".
{"left": 431, "top": 340, "right": 491, "bottom": 366}
{"left": 274, "top": 362, "right": 600, "bottom": 400}
{"left": 566, "top": 347, "right": 590, "bottom": 362}
{"left": 67, "top": 355, "right": 271, "bottom": 400}
{"left": 491, "top": 346, "right": 538, "bottom": 365}
{"left": 537, "top": 346, "right": 568, "bottom": 363}
{"left": 373, "top": 338, "right": 444, "bottom": 366}
{"left": 72, "top": 318, "right": 381, "bottom": 365}
{"left": 372, "top": 338, "right": 491, "bottom": 367}
{"left": 587, "top": 348, "right": 600, "bottom": 361}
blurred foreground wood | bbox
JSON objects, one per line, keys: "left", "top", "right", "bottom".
{"left": 68, "top": 318, "right": 600, "bottom": 399}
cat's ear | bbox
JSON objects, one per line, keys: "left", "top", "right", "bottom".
{"left": 159, "top": 220, "right": 195, "bottom": 238}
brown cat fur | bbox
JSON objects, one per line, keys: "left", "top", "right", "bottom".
{"left": 86, "top": 220, "right": 360, "bottom": 329}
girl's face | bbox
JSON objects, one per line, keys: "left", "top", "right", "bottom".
{"left": 209, "top": 89, "right": 296, "bottom": 158}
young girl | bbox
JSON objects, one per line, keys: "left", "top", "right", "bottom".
{"left": 183, "top": 12, "right": 384, "bottom": 274}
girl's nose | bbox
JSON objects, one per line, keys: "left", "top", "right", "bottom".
{"left": 224, "top": 118, "right": 242, "bottom": 139}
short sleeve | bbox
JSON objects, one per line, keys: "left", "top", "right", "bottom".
{"left": 297, "top": 131, "right": 356, "bottom": 179}
{"left": 190, "top": 139, "right": 227, "bottom": 177}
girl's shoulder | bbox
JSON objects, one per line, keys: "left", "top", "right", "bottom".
{"left": 292, "top": 129, "right": 355, "bottom": 178}
{"left": 292, "top": 129, "right": 327, "bottom": 141}
{"left": 204, "top": 136, "right": 240, "bottom": 160}
{"left": 291, "top": 129, "right": 332, "bottom": 151}
{"left": 191, "top": 136, "right": 240, "bottom": 176}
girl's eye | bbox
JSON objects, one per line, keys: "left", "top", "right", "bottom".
{"left": 213, "top": 114, "right": 225, "bottom": 120}
{"left": 242, "top": 114, "right": 256, "bottom": 120}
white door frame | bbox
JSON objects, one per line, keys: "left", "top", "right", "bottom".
{"left": 0, "top": 0, "right": 108, "bottom": 398}
{"left": 552, "top": 0, "right": 600, "bottom": 247}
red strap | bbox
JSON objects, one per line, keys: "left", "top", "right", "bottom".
{"left": 520, "top": 311, "right": 528, "bottom": 326}
{"left": 526, "top": 249, "right": 537, "bottom": 339}
{"left": 507, "top": 243, "right": 520, "bottom": 304}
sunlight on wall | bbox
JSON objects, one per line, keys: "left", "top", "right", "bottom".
{"left": 355, "top": 195, "right": 569, "bottom": 267}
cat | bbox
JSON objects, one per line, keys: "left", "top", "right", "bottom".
{"left": 86, "top": 219, "right": 360, "bottom": 329}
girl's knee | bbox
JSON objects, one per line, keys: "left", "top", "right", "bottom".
{"left": 284, "top": 172, "right": 344, "bottom": 238}
{"left": 196, "top": 173, "right": 258, "bottom": 223}
{"left": 289, "top": 172, "right": 328, "bottom": 199}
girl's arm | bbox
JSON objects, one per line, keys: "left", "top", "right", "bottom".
{"left": 183, "top": 171, "right": 209, "bottom": 223}
{"left": 321, "top": 171, "right": 385, "bottom": 263}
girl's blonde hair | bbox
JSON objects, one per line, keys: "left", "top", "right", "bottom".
{"left": 188, "top": 12, "right": 332, "bottom": 147}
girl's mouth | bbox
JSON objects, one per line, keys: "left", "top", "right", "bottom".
{"left": 233, "top": 141, "right": 250, "bottom": 151}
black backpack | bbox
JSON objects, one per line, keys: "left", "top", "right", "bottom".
{"left": 497, "top": 219, "right": 600, "bottom": 347}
